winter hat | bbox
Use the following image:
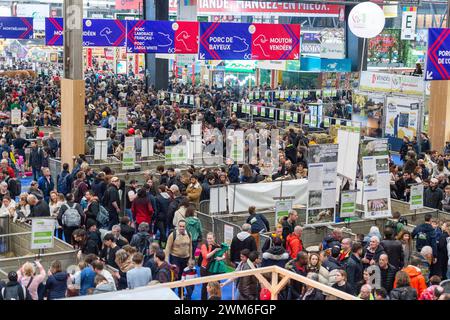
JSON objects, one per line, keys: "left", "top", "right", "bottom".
{"left": 260, "top": 288, "right": 271, "bottom": 300}
{"left": 128, "top": 128, "right": 135, "bottom": 135}
{"left": 8, "top": 271, "right": 18, "bottom": 282}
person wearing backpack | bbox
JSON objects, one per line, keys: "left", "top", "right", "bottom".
{"left": 130, "top": 222, "right": 152, "bottom": 259}
{"left": 154, "top": 251, "right": 172, "bottom": 283}
{"left": 5, "top": 170, "right": 21, "bottom": 199}
{"left": 17, "top": 260, "right": 46, "bottom": 300}
{"left": 56, "top": 163, "right": 71, "bottom": 196}
{"left": 164, "top": 220, "right": 192, "bottom": 281}
{"left": 85, "top": 190, "right": 110, "bottom": 229}
{"left": 102, "top": 177, "right": 121, "bottom": 230}
{"left": 45, "top": 260, "right": 70, "bottom": 300}
{"left": 412, "top": 213, "right": 438, "bottom": 260}
{"left": 0, "top": 271, "right": 30, "bottom": 300}
{"left": 72, "top": 171, "right": 89, "bottom": 204}
{"left": 58, "top": 193, "right": 85, "bottom": 243}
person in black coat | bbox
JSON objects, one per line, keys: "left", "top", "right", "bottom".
{"left": 345, "top": 242, "right": 364, "bottom": 295}
{"left": 377, "top": 254, "right": 397, "bottom": 293}
{"left": 380, "top": 227, "right": 405, "bottom": 271}
{"left": 27, "top": 194, "right": 50, "bottom": 217}
{"left": 437, "top": 225, "right": 449, "bottom": 279}
{"left": 230, "top": 224, "right": 257, "bottom": 267}
{"left": 261, "top": 238, "right": 290, "bottom": 268}
{"left": 322, "top": 246, "right": 342, "bottom": 272}
{"left": 332, "top": 269, "right": 354, "bottom": 295}
{"left": 155, "top": 185, "right": 172, "bottom": 245}
{"left": 200, "top": 174, "right": 215, "bottom": 201}
{"left": 119, "top": 216, "right": 135, "bottom": 244}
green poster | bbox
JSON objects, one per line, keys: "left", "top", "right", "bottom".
{"left": 275, "top": 91, "right": 280, "bottom": 99}
{"left": 340, "top": 191, "right": 357, "bottom": 218}
{"left": 261, "top": 107, "right": 266, "bottom": 116}
{"left": 292, "top": 91, "right": 297, "bottom": 97}
{"left": 304, "top": 114, "right": 311, "bottom": 125}
{"left": 269, "top": 108, "right": 275, "bottom": 118}
{"left": 275, "top": 200, "right": 293, "bottom": 226}
{"left": 286, "top": 112, "right": 292, "bottom": 122}
{"left": 176, "top": 94, "right": 181, "bottom": 103}
{"left": 265, "top": 91, "right": 269, "bottom": 99}
{"left": 311, "top": 115, "right": 317, "bottom": 127}
{"left": 279, "top": 110, "right": 285, "bottom": 120}
{"left": 232, "top": 103, "right": 238, "bottom": 112}
{"left": 170, "top": 93, "right": 174, "bottom": 102}
{"left": 252, "top": 106, "right": 258, "bottom": 116}
{"left": 293, "top": 112, "right": 298, "bottom": 122}
{"left": 165, "top": 146, "right": 188, "bottom": 165}
{"left": 324, "top": 117, "right": 330, "bottom": 127}
{"left": 255, "top": 91, "right": 260, "bottom": 99}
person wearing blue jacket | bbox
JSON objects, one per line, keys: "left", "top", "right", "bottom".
{"left": 45, "top": 260, "right": 69, "bottom": 300}
{"left": 38, "top": 167, "right": 55, "bottom": 203}
{"left": 80, "top": 254, "right": 97, "bottom": 295}
{"left": 227, "top": 160, "right": 239, "bottom": 183}
{"left": 412, "top": 213, "right": 437, "bottom": 258}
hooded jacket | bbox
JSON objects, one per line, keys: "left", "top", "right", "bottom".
{"left": 246, "top": 213, "right": 270, "bottom": 234}
{"left": 186, "top": 216, "right": 202, "bottom": 242}
{"left": 261, "top": 246, "right": 290, "bottom": 268}
{"left": 155, "top": 192, "right": 171, "bottom": 222}
{"left": 396, "top": 265, "right": 427, "bottom": 297}
{"left": 380, "top": 239, "right": 405, "bottom": 270}
{"left": 230, "top": 232, "right": 257, "bottom": 264}
{"left": 411, "top": 223, "right": 437, "bottom": 257}
{"left": 45, "top": 271, "right": 68, "bottom": 300}
{"left": 286, "top": 233, "right": 303, "bottom": 259}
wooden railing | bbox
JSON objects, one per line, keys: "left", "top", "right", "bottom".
{"left": 150, "top": 265, "right": 359, "bottom": 300}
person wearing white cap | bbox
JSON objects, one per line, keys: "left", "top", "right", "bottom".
{"left": 424, "top": 178, "right": 444, "bottom": 210}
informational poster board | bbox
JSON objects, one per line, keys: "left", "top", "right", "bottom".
{"left": 165, "top": 145, "right": 188, "bottom": 165}
{"left": 340, "top": 190, "right": 357, "bottom": 218}
{"left": 361, "top": 138, "right": 392, "bottom": 219}
{"left": 11, "top": 108, "right": 21, "bottom": 125}
{"left": 191, "top": 123, "right": 202, "bottom": 136}
{"left": 275, "top": 200, "right": 293, "bottom": 226}
{"left": 224, "top": 224, "right": 234, "bottom": 246}
{"left": 226, "top": 129, "right": 244, "bottom": 163}
{"left": 306, "top": 144, "right": 338, "bottom": 225}
{"left": 94, "top": 128, "right": 108, "bottom": 161}
{"left": 385, "top": 96, "right": 421, "bottom": 151}
{"left": 116, "top": 107, "right": 127, "bottom": 131}
{"left": 351, "top": 92, "right": 384, "bottom": 138}
{"left": 141, "top": 138, "right": 154, "bottom": 158}
{"left": 96, "top": 128, "right": 108, "bottom": 140}
{"left": 410, "top": 184, "right": 424, "bottom": 210}
{"left": 31, "top": 218, "right": 55, "bottom": 250}
{"left": 122, "top": 136, "right": 136, "bottom": 170}
{"left": 209, "top": 186, "right": 228, "bottom": 214}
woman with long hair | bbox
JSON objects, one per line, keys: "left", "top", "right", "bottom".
{"left": 173, "top": 198, "right": 190, "bottom": 228}
{"left": 199, "top": 232, "right": 222, "bottom": 300}
{"left": 307, "top": 252, "right": 329, "bottom": 285}
{"left": 114, "top": 249, "right": 135, "bottom": 290}
{"left": 397, "top": 230, "right": 412, "bottom": 267}
{"left": 207, "top": 281, "right": 222, "bottom": 300}
{"left": 185, "top": 206, "right": 203, "bottom": 257}
{"left": 390, "top": 271, "right": 417, "bottom": 300}
{"left": 131, "top": 188, "right": 154, "bottom": 230}
{"left": 331, "top": 269, "right": 353, "bottom": 295}
{"left": 240, "top": 164, "right": 256, "bottom": 183}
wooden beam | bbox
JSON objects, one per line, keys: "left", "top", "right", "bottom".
{"left": 273, "top": 276, "right": 291, "bottom": 296}
{"left": 271, "top": 272, "right": 278, "bottom": 300}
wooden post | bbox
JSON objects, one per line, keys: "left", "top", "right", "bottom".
{"left": 271, "top": 271, "right": 278, "bottom": 300}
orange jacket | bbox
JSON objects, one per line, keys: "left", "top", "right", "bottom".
{"left": 394, "top": 266, "right": 427, "bottom": 297}
{"left": 286, "top": 233, "right": 303, "bottom": 259}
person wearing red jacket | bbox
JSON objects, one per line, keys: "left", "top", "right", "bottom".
{"left": 131, "top": 188, "right": 154, "bottom": 230}
{"left": 286, "top": 226, "right": 304, "bottom": 259}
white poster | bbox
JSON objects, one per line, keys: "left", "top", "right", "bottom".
{"left": 191, "top": 123, "right": 202, "bottom": 136}
{"left": 31, "top": 218, "right": 55, "bottom": 250}
{"left": 360, "top": 71, "right": 424, "bottom": 96}
{"left": 94, "top": 141, "right": 108, "bottom": 161}
{"left": 306, "top": 144, "right": 339, "bottom": 225}
{"left": 340, "top": 191, "right": 357, "bottom": 218}
{"left": 141, "top": 138, "right": 154, "bottom": 158}
{"left": 401, "top": 7, "right": 417, "bottom": 40}
{"left": 275, "top": 200, "right": 293, "bottom": 226}
{"left": 361, "top": 139, "right": 391, "bottom": 219}
{"left": 96, "top": 128, "right": 108, "bottom": 140}
{"left": 16, "top": 3, "right": 49, "bottom": 30}
{"left": 116, "top": 107, "right": 127, "bottom": 131}
{"left": 11, "top": 109, "right": 21, "bottom": 125}
{"left": 224, "top": 224, "right": 234, "bottom": 246}
{"left": 210, "top": 186, "right": 228, "bottom": 214}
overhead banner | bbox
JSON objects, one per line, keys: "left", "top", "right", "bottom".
{"left": 0, "top": 17, "right": 33, "bottom": 39}
{"left": 126, "top": 20, "right": 199, "bottom": 53}
{"left": 45, "top": 18, "right": 126, "bottom": 47}
{"left": 425, "top": 28, "right": 450, "bottom": 81}
{"left": 360, "top": 71, "right": 424, "bottom": 95}
{"left": 306, "top": 144, "right": 338, "bottom": 226}
{"left": 199, "top": 22, "right": 300, "bottom": 60}
{"left": 401, "top": 7, "right": 417, "bottom": 40}
{"left": 360, "top": 138, "right": 391, "bottom": 219}
{"left": 168, "top": 0, "right": 343, "bottom": 17}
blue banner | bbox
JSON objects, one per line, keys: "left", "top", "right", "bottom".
{"left": 199, "top": 22, "right": 252, "bottom": 60}
{"left": 126, "top": 20, "right": 175, "bottom": 53}
{"left": 0, "top": 17, "right": 33, "bottom": 39}
{"left": 425, "top": 28, "right": 450, "bottom": 81}
{"left": 45, "top": 18, "right": 126, "bottom": 47}
{"left": 300, "top": 56, "right": 351, "bottom": 72}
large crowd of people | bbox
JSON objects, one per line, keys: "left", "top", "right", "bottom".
{"left": 0, "top": 69, "right": 448, "bottom": 301}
